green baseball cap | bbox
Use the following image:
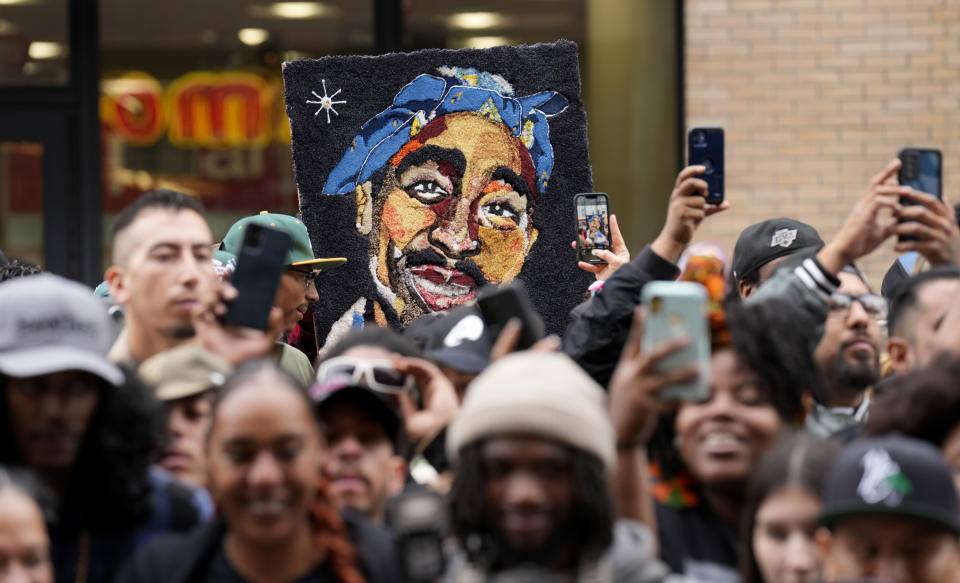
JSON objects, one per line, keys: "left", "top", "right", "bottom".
{"left": 221, "top": 211, "right": 346, "bottom": 270}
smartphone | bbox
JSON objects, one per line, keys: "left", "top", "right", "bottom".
{"left": 574, "top": 192, "right": 611, "bottom": 264}
{"left": 640, "top": 281, "right": 710, "bottom": 402}
{"left": 476, "top": 281, "right": 545, "bottom": 351}
{"left": 222, "top": 224, "right": 292, "bottom": 330}
{"left": 688, "top": 127, "right": 724, "bottom": 204}
{"left": 898, "top": 147, "right": 942, "bottom": 242}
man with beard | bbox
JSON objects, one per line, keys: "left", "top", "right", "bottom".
{"left": 807, "top": 267, "right": 887, "bottom": 438}
{"left": 322, "top": 66, "right": 567, "bottom": 328}
{"left": 444, "top": 351, "right": 666, "bottom": 582}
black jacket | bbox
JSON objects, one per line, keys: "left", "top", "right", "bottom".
{"left": 562, "top": 245, "right": 680, "bottom": 388}
{"left": 115, "top": 511, "right": 400, "bottom": 583}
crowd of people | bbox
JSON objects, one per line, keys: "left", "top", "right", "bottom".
{"left": 1, "top": 153, "right": 960, "bottom": 583}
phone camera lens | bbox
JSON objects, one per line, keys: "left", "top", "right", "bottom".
{"left": 692, "top": 131, "right": 707, "bottom": 148}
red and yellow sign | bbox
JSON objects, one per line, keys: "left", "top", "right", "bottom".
{"left": 101, "top": 71, "right": 290, "bottom": 148}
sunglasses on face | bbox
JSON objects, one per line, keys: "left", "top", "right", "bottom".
{"left": 316, "top": 357, "right": 413, "bottom": 394}
{"left": 827, "top": 292, "right": 888, "bottom": 322}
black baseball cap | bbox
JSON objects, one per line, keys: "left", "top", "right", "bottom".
{"left": 819, "top": 435, "right": 960, "bottom": 536}
{"left": 732, "top": 218, "right": 824, "bottom": 282}
{"left": 424, "top": 305, "right": 492, "bottom": 375}
{"left": 309, "top": 380, "right": 403, "bottom": 449}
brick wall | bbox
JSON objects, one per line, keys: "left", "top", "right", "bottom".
{"left": 685, "top": 0, "right": 960, "bottom": 288}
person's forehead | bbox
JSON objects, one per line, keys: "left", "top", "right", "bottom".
{"left": 481, "top": 434, "right": 571, "bottom": 461}
{"left": 916, "top": 278, "right": 960, "bottom": 315}
{"left": 214, "top": 383, "right": 313, "bottom": 437}
{"left": 125, "top": 208, "right": 213, "bottom": 255}
{"left": 339, "top": 345, "right": 395, "bottom": 360}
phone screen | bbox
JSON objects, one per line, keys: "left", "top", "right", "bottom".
{"left": 576, "top": 194, "right": 610, "bottom": 263}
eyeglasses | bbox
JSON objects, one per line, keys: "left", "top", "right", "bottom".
{"left": 827, "top": 292, "right": 887, "bottom": 322}
{"left": 316, "top": 357, "right": 412, "bottom": 394}
{"left": 287, "top": 267, "right": 318, "bottom": 289}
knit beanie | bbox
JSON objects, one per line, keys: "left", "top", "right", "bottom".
{"left": 446, "top": 351, "right": 616, "bottom": 471}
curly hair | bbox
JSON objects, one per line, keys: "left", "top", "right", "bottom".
{"left": 449, "top": 441, "right": 614, "bottom": 568}
{"left": 0, "top": 257, "right": 42, "bottom": 282}
{"left": 739, "top": 432, "right": 838, "bottom": 583}
{"left": 0, "top": 368, "right": 162, "bottom": 533}
{"left": 211, "top": 359, "right": 366, "bottom": 583}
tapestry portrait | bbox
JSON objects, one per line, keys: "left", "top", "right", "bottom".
{"left": 283, "top": 40, "right": 593, "bottom": 345}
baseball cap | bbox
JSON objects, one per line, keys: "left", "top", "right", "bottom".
{"left": 310, "top": 380, "right": 403, "bottom": 448}
{"left": 732, "top": 218, "right": 823, "bottom": 282}
{"left": 0, "top": 273, "right": 123, "bottom": 386}
{"left": 819, "top": 435, "right": 960, "bottom": 536}
{"left": 139, "top": 345, "right": 233, "bottom": 401}
{"left": 221, "top": 211, "right": 347, "bottom": 270}
{"left": 424, "top": 305, "right": 492, "bottom": 374}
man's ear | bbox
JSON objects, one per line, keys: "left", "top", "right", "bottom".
{"left": 389, "top": 455, "right": 407, "bottom": 496}
{"left": 739, "top": 280, "right": 755, "bottom": 299}
{"left": 105, "top": 265, "right": 128, "bottom": 304}
{"left": 355, "top": 182, "right": 374, "bottom": 235}
{"left": 887, "top": 337, "right": 914, "bottom": 374}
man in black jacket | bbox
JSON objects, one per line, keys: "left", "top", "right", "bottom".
{"left": 562, "top": 165, "right": 729, "bottom": 387}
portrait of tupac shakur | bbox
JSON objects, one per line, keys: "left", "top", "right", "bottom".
{"left": 284, "top": 41, "right": 593, "bottom": 347}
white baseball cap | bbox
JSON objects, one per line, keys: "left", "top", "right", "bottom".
{"left": 0, "top": 274, "right": 123, "bottom": 385}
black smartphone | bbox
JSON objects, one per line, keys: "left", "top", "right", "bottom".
{"left": 222, "top": 224, "right": 292, "bottom": 330}
{"left": 574, "top": 192, "right": 611, "bottom": 264}
{"left": 688, "top": 127, "right": 725, "bottom": 204}
{"left": 898, "top": 147, "right": 942, "bottom": 242}
{"left": 476, "top": 281, "right": 545, "bottom": 351}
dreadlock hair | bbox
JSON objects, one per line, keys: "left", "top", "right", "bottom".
{"left": 649, "top": 298, "right": 820, "bottom": 481}
{"left": 449, "top": 441, "right": 614, "bottom": 569}
{"left": 210, "top": 359, "right": 365, "bottom": 583}
{"left": 0, "top": 367, "right": 160, "bottom": 533}
{"left": 0, "top": 257, "right": 42, "bottom": 282}
{"left": 739, "top": 432, "right": 837, "bottom": 583}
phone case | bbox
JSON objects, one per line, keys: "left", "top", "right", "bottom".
{"left": 574, "top": 192, "right": 611, "bottom": 264}
{"left": 688, "top": 128, "right": 724, "bottom": 205}
{"left": 640, "top": 281, "right": 710, "bottom": 402}
{"left": 898, "top": 147, "right": 942, "bottom": 199}
{"left": 223, "top": 224, "right": 292, "bottom": 330}
{"left": 897, "top": 147, "right": 942, "bottom": 242}
{"left": 476, "top": 281, "right": 545, "bottom": 351}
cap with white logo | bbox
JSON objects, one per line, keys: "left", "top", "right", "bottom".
{"left": 424, "top": 305, "right": 492, "bottom": 374}
{"left": 732, "top": 218, "right": 823, "bottom": 282}
{"left": 0, "top": 273, "right": 123, "bottom": 385}
{"left": 819, "top": 435, "right": 960, "bottom": 536}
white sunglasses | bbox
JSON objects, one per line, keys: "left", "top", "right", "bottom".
{"left": 316, "top": 357, "right": 413, "bottom": 394}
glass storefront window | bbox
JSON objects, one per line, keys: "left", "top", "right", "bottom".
{"left": 0, "top": 0, "right": 69, "bottom": 85}
{"left": 0, "top": 141, "right": 43, "bottom": 265}
{"left": 98, "top": 0, "right": 373, "bottom": 263}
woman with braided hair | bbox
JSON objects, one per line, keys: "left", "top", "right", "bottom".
{"left": 118, "top": 360, "right": 399, "bottom": 583}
